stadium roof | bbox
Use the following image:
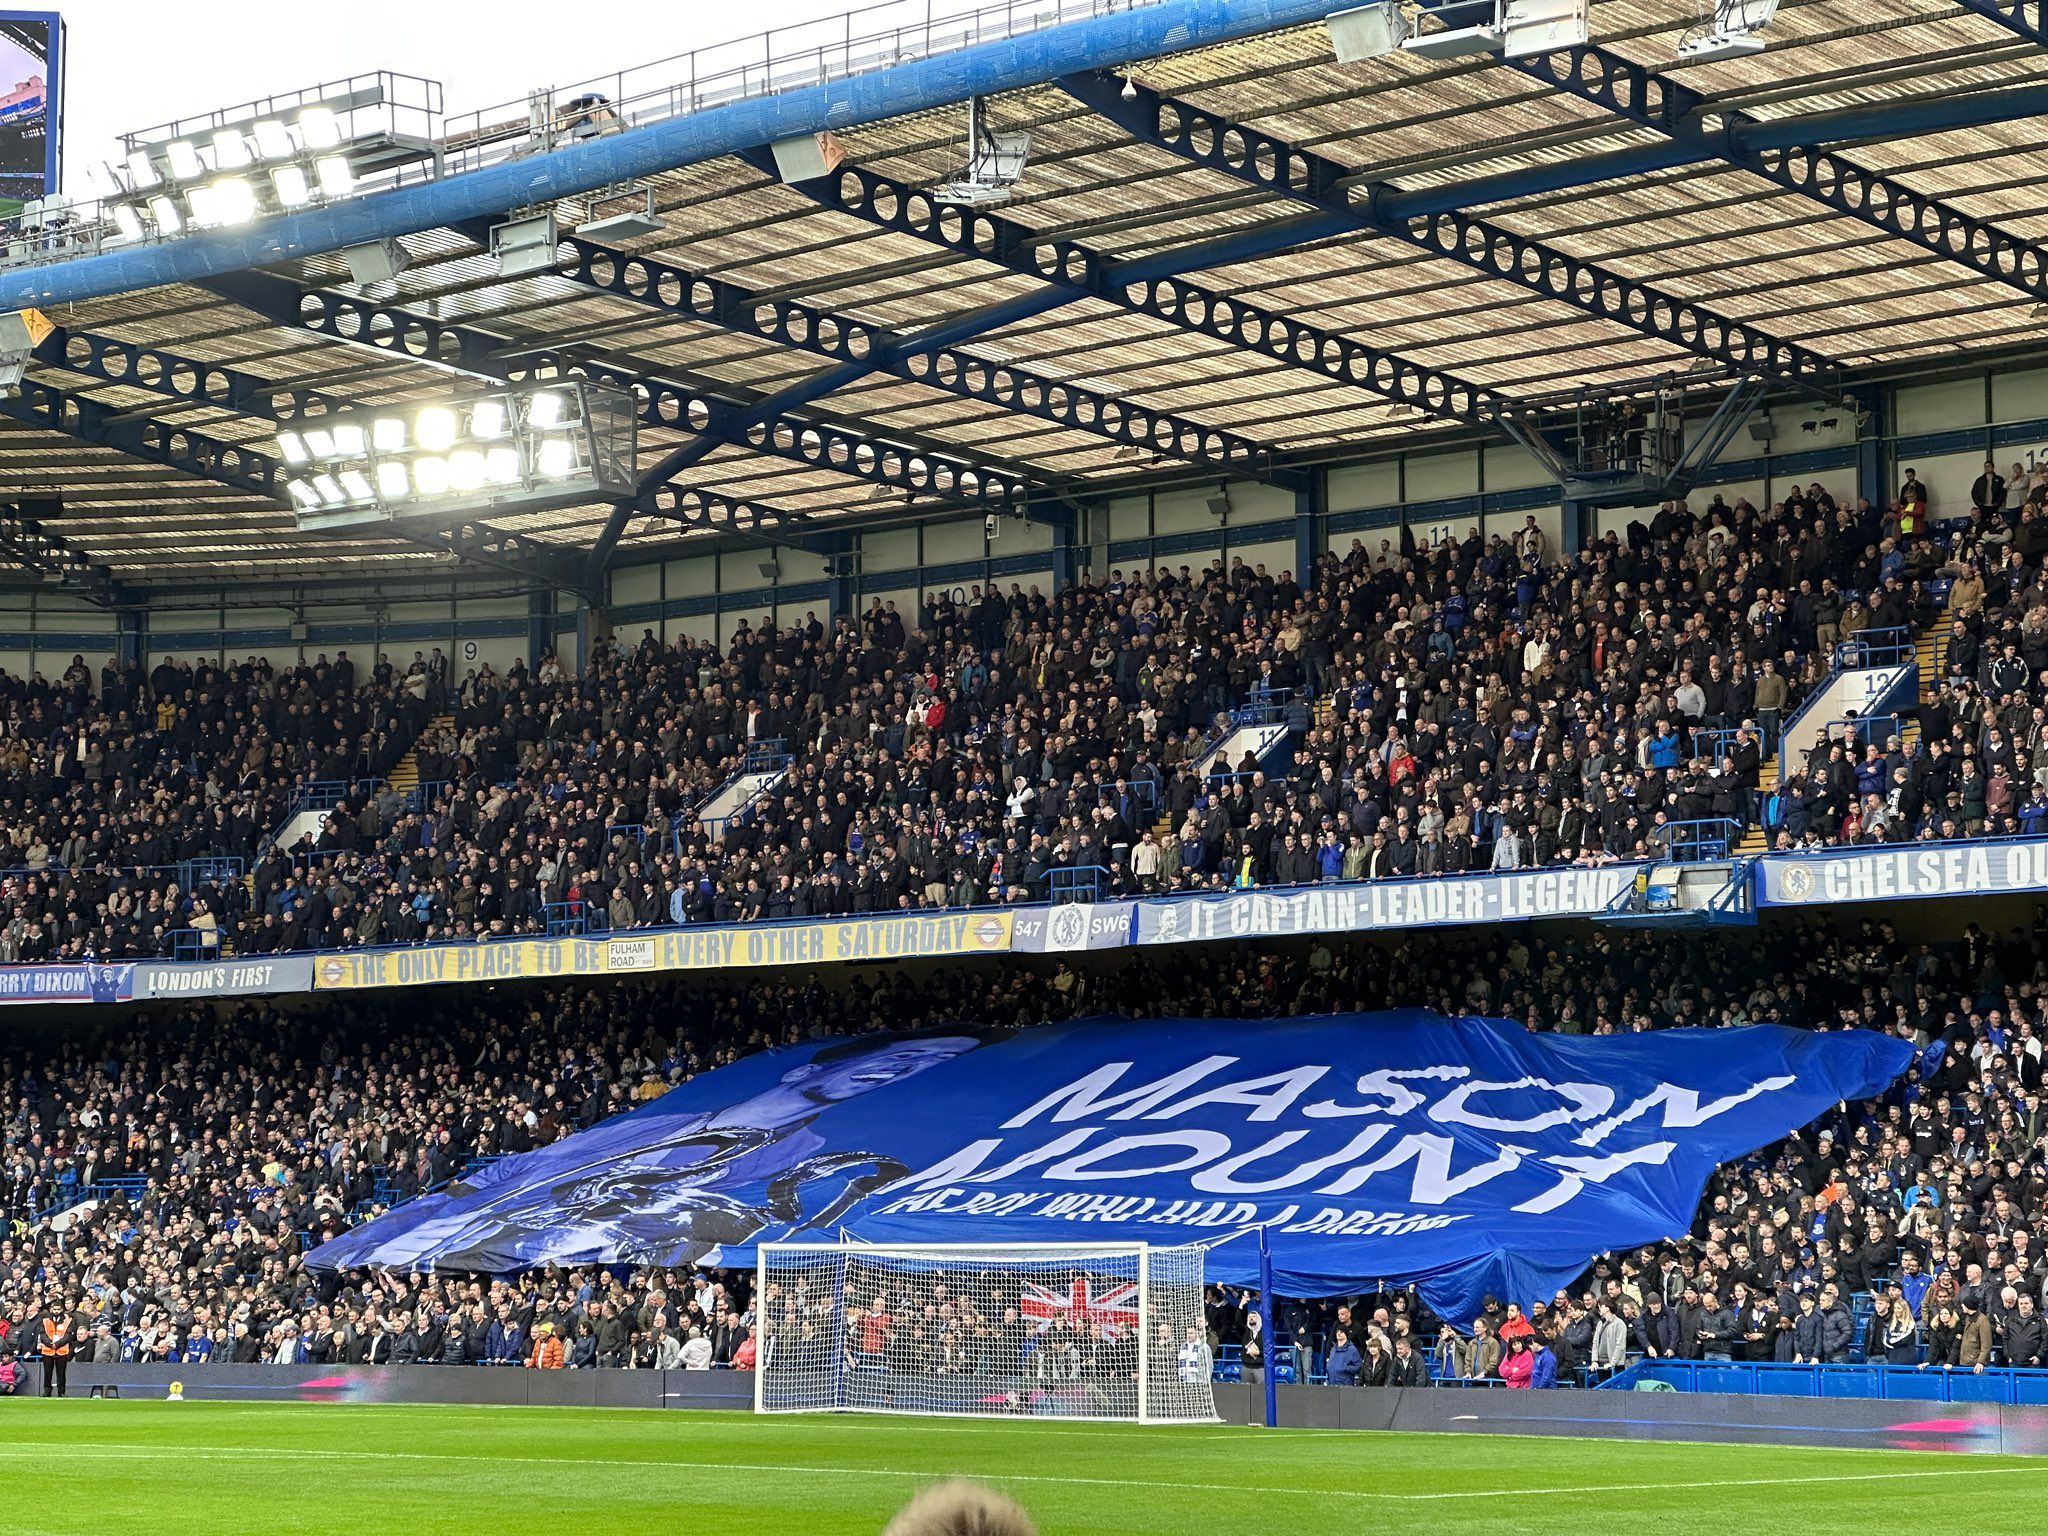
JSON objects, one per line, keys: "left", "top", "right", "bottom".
{"left": 6, "top": 0, "right": 2048, "bottom": 594}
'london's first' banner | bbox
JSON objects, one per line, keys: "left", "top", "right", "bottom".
{"left": 310, "top": 1011, "right": 1910, "bottom": 1319}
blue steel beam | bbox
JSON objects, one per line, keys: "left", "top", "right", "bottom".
{"left": 1058, "top": 72, "right": 1845, "bottom": 401}
{"left": 735, "top": 146, "right": 1512, "bottom": 425}
{"left": 527, "top": 223, "right": 1303, "bottom": 490}
{"left": 0, "top": 0, "right": 1365, "bottom": 310}
{"left": 201, "top": 268, "right": 1044, "bottom": 514}
{"left": 1505, "top": 45, "right": 2048, "bottom": 304}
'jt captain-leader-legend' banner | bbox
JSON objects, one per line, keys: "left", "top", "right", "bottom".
{"left": 309, "top": 1012, "right": 1910, "bottom": 1319}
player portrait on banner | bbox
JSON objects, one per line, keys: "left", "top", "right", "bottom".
{"left": 364, "top": 1031, "right": 996, "bottom": 1270}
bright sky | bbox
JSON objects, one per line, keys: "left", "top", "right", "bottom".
{"left": 51, "top": 0, "right": 847, "bottom": 184}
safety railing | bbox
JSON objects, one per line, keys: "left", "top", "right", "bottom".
{"left": 1834, "top": 625, "right": 1913, "bottom": 670}
{"left": 1648, "top": 818, "right": 1743, "bottom": 863}
{"left": 1048, "top": 865, "right": 1111, "bottom": 904}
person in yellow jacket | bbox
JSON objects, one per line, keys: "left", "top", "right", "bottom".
{"left": 527, "top": 1322, "right": 565, "bottom": 1370}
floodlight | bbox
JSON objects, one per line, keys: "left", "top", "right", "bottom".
{"left": 470, "top": 398, "right": 508, "bottom": 438}
{"left": 211, "top": 129, "right": 253, "bottom": 170}
{"left": 286, "top": 479, "right": 320, "bottom": 509}
{"left": 447, "top": 449, "right": 488, "bottom": 492}
{"left": 297, "top": 105, "right": 342, "bottom": 150}
{"left": 203, "top": 177, "right": 258, "bottom": 226}
{"left": 284, "top": 382, "right": 636, "bottom": 532}
{"left": 415, "top": 406, "right": 457, "bottom": 451}
{"left": 250, "top": 119, "right": 294, "bottom": 162}
{"left": 534, "top": 437, "right": 575, "bottom": 479}
{"left": 164, "top": 139, "right": 203, "bottom": 180}
{"left": 125, "top": 150, "right": 159, "bottom": 190}
{"left": 314, "top": 155, "right": 355, "bottom": 197}
{"left": 271, "top": 165, "right": 312, "bottom": 208}
{"left": 110, "top": 204, "right": 145, "bottom": 243}
{"left": 147, "top": 195, "right": 182, "bottom": 234}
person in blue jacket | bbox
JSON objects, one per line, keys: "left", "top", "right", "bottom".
{"left": 1324, "top": 1327, "right": 1363, "bottom": 1387}
{"left": 1527, "top": 1336, "right": 1559, "bottom": 1390}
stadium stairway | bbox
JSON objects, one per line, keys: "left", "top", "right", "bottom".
{"left": 385, "top": 713, "right": 454, "bottom": 803}
{"left": 1732, "top": 605, "right": 1946, "bottom": 858}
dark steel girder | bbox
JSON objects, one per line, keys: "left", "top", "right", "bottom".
{"left": 1057, "top": 72, "right": 1846, "bottom": 404}
{"left": 453, "top": 218, "right": 1298, "bottom": 490}
{"left": 199, "top": 269, "right": 1043, "bottom": 515}
{"left": 1954, "top": 0, "right": 2048, "bottom": 48}
{"left": 738, "top": 144, "right": 1514, "bottom": 431}
{"left": 1, "top": 378, "right": 279, "bottom": 499}
{"left": 33, "top": 325, "right": 353, "bottom": 420}
{"left": 1505, "top": 44, "right": 2048, "bottom": 305}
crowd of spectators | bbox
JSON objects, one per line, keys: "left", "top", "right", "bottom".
{"left": 0, "top": 455, "right": 2039, "bottom": 960}
{"left": 4, "top": 903, "right": 2047, "bottom": 1387}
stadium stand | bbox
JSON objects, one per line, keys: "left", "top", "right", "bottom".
{"left": 5, "top": 913, "right": 2042, "bottom": 1386}
{"left": 0, "top": 456, "right": 2039, "bottom": 959}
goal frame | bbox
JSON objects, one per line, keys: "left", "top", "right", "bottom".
{"left": 753, "top": 1240, "right": 1167, "bottom": 1420}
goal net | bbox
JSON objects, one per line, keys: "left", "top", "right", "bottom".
{"left": 754, "top": 1241, "right": 1218, "bottom": 1422}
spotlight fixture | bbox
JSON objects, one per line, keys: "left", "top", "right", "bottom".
{"left": 932, "top": 97, "right": 1031, "bottom": 207}
{"left": 489, "top": 211, "right": 559, "bottom": 277}
{"left": 277, "top": 381, "right": 637, "bottom": 531}
{"left": 1677, "top": 0, "right": 1780, "bottom": 61}
{"left": 1399, "top": 0, "right": 1587, "bottom": 60}
{"left": 342, "top": 236, "right": 409, "bottom": 287}
{"left": 575, "top": 186, "right": 663, "bottom": 243}
{"left": 1328, "top": 0, "right": 1410, "bottom": 61}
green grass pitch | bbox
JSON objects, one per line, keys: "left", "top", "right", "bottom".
{"left": 4, "top": 1399, "right": 2048, "bottom": 1534}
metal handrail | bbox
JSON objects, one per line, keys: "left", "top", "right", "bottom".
{"left": 1651, "top": 818, "right": 1743, "bottom": 863}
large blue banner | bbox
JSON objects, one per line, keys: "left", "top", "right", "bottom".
{"left": 310, "top": 1013, "right": 1910, "bottom": 1319}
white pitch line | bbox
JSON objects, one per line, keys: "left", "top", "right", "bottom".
{"left": 5, "top": 1441, "right": 2048, "bottom": 1502}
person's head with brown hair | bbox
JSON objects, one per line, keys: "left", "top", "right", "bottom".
{"left": 882, "top": 1481, "right": 1037, "bottom": 1536}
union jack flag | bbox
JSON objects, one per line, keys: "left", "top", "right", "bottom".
{"left": 1018, "top": 1274, "right": 1140, "bottom": 1338}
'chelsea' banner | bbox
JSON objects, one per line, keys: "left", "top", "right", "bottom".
{"left": 309, "top": 1012, "right": 1909, "bottom": 1319}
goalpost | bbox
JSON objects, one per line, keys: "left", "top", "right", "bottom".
{"left": 753, "top": 1240, "right": 1219, "bottom": 1422}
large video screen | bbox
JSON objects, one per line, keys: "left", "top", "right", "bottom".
{"left": 0, "top": 12, "right": 58, "bottom": 206}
